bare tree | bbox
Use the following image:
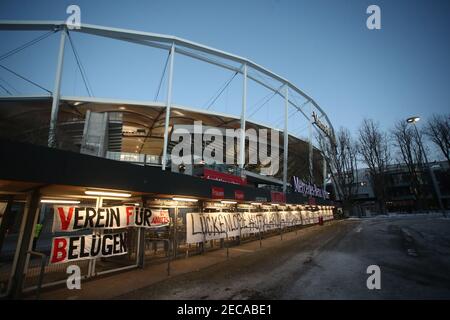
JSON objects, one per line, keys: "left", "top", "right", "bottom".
{"left": 318, "top": 127, "right": 359, "bottom": 214}
{"left": 391, "top": 120, "right": 426, "bottom": 210}
{"left": 423, "top": 114, "right": 450, "bottom": 166}
{"left": 358, "top": 119, "right": 391, "bottom": 213}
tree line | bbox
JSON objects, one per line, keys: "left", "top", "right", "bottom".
{"left": 318, "top": 114, "right": 450, "bottom": 214}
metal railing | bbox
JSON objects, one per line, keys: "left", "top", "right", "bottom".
{"left": 26, "top": 251, "right": 47, "bottom": 299}
{"left": 145, "top": 238, "right": 171, "bottom": 276}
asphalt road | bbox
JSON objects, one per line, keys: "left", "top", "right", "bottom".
{"left": 119, "top": 215, "right": 450, "bottom": 299}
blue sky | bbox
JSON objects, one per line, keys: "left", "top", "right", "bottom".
{"left": 0, "top": 0, "right": 449, "bottom": 153}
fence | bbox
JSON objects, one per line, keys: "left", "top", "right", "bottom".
{"left": 0, "top": 199, "right": 334, "bottom": 297}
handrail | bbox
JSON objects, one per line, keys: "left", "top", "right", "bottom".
{"left": 145, "top": 237, "right": 171, "bottom": 276}
{"left": 26, "top": 250, "right": 47, "bottom": 300}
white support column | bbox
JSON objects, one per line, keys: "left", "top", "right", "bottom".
{"left": 283, "top": 84, "right": 289, "bottom": 193}
{"left": 89, "top": 196, "right": 103, "bottom": 277}
{"left": 48, "top": 27, "right": 67, "bottom": 147}
{"left": 323, "top": 155, "right": 327, "bottom": 191}
{"left": 239, "top": 63, "right": 247, "bottom": 168}
{"left": 309, "top": 104, "right": 314, "bottom": 184}
{"left": 162, "top": 43, "right": 175, "bottom": 171}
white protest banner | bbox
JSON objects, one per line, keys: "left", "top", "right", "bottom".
{"left": 52, "top": 206, "right": 170, "bottom": 232}
{"left": 186, "top": 212, "right": 241, "bottom": 243}
{"left": 238, "top": 212, "right": 265, "bottom": 235}
{"left": 186, "top": 209, "right": 334, "bottom": 243}
{"left": 324, "top": 206, "right": 334, "bottom": 221}
{"left": 50, "top": 232, "right": 127, "bottom": 264}
{"left": 278, "top": 211, "right": 303, "bottom": 227}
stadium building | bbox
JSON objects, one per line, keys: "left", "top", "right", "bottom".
{"left": 0, "top": 21, "right": 336, "bottom": 298}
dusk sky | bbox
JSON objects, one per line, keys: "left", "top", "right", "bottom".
{"left": 0, "top": 0, "right": 449, "bottom": 156}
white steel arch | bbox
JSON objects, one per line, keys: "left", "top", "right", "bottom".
{"left": 0, "top": 20, "right": 335, "bottom": 191}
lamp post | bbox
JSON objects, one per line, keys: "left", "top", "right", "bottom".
{"left": 406, "top": 116, "right": 444, "bottom": 213}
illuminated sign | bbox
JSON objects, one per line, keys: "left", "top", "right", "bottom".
{"left": 203, "top": 168, "right": 247, "bottom": 185}
{"left": 234, "top": 190, "right": 244, "bottom": 200}
{"left": 312, "top": 111, "right": 335, "bottom": 145}
{"left": 291, "top": 176, "right": 329, "bottom": 199}
{"left": 211, "top": 186, "right": 225, "bottom": 199}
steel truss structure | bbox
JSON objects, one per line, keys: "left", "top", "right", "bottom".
{"left": 0, "top": 20, "right": 335, "bottom": 192}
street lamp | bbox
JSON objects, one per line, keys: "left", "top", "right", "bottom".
{"left": 406, "top": 116, "right": 444, "bottom": 213}
{"left": 406, "top": 116, "right": 420, "bottom": 124}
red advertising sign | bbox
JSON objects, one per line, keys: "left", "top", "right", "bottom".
{"left": 203, "top": 168, "right": 246, "bottom": 185}
{"left": 234, "top": 190, "right": 244, "bottom": 200}
{"left": 270, "top": 191, "right": 286, "bottom": 204}
{"left": 211, "top": 186, "right": 225, "bottom": 199}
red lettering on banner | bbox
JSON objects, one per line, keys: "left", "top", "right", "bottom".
{"left": 57, "top": 207, "right": 74, "bottom": 231}
{"left": 151, "top": 216, "right": 170, "bottom": 224}
{"left": 126, "top": 207, "right": 133, "bottom": 225}
{"left": 51, "top": 238, "right": 67, "bottom": 264}
{"left": 211, "top": 187, "right": 224, "bottom": 199}
{"left": 235, "top": 190, "right": 244, "bottom": 200}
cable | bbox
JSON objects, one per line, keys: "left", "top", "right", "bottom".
{"left": 247, "top": 91, "right": 274, "bottom": 115}
{"left": 67, "top": 31, "right": 93, "bottom": 96}
{"left": 247, "top": 84, "right": 283, "bottom": 119}
{"left": 0, "top": 30, "right": 56, "bottom": 95}
{"left": 0, "top": 83, "right": 11, "bottom": 95}
{"left": 0, "top": 64, "right": 51, "bottom": 94}
{"left": 205, "top": 71, "right": 238, "bottom": 110}
{"left": 292, "top": 106, "right": 326, "bottom": 136}
{"left": 248, "top": 91, "right": 277, "bottom": 119}
{"left": 294, "top": 123, "right": 311, "bottom": 135}
{"left": 138, "top": 51, "right": 172, "bottom": 154}
{"left": 137, "top": 52, "right": 171, "bottom": 153}
{"left": 68, "top": 32, "right": 94, "bottom": 96}
{"left": 154, "top": 51, "right": 170, "bottom": 101}
{"left": 273, "top": 107, "right": 298, "bottom": 128}
{"left": 273, "top": 98, "right": 312, "bottom": 130}
{"left": 0, "top": 75, "right": 20, "bottom": 94}
{"left": 0, "top": 30, "right": 56, "bottom": 62}
{"left": 290, "top": 92, "right": 303, "bottom": 106}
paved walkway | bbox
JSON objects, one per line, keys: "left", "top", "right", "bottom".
{"left": 34, "top": 222, "right": 335, "bottom": 300}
